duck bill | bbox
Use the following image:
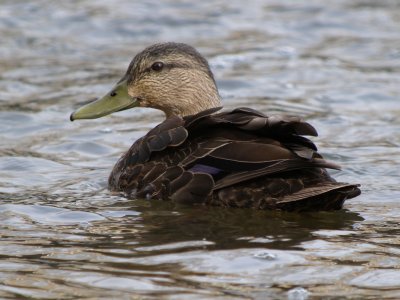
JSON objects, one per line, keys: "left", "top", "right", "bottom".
{"left": 70, "top": 80, "right": 138, "bottom": 121}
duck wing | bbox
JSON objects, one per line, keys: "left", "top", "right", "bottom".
{"left": 109, "top": 107, "right": 360, "bottom": 210}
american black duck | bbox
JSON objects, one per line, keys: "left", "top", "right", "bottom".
{"left": 70, "top": 42, "right": 360, "bottom": 211}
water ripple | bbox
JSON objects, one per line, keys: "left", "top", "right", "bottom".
{"left": 0, "top": 0, "right": 400, "bottom": 298}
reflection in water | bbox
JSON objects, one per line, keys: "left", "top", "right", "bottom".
{"left": 0, "top": 197, "right": 364, "bottom": 299}
{"left": 1, "top": 0, "right": 400, "bottom": 298}
{"left": 125, "top": 202, "right": 364, "bottom": 251}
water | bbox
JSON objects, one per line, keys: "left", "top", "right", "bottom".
{"left": 1, "top": 0, "right": 400, "bottom": 298}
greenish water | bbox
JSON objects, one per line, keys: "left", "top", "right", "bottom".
{"left": 1, "top": 0, "right": 400, "bottom": 299}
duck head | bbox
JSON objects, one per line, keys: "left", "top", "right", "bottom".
{"left": 70, "top": 42, "right": 221, "bottom": 120}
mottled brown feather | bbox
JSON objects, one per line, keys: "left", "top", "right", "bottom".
{"left": 109, "top": 108, "right": 360, "bottom": 211}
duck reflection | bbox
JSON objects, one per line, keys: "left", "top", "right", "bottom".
{"left": 91, "top": 199, "right": 364, "bottom": 253}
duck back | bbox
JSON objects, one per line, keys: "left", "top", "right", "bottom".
{"left": 109, "top": 107, "right": 360, "bottom": 211}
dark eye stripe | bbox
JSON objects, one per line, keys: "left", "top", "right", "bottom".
{"left": 142, "top": 62, "right": 190, "bottom": 75}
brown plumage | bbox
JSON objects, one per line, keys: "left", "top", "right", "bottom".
{"left": 71, "top": 42, "right": 361, "bottom": 211}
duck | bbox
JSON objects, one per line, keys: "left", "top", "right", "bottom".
{"left": 70, "top": 42, "right": 360, "bottom": 211}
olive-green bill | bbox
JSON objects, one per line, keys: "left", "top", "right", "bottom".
{"left": 70, "top": 80, "right": 138, "bottom": 121}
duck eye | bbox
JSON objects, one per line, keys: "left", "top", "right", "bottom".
{"left": 151, "top": 62, "right": 164, "bottom": 71}
{"left": 110, "top": 91, "right": 117, "bottom": 97}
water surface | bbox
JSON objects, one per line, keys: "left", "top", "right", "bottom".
{"left": 1, "top": 0, "right": 400, "bottom": 299}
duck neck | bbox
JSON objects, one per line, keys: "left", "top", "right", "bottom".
{"left": 163, "top": 73, "right": 222, "bottom": 118}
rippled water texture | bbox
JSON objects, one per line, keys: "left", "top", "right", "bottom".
{"left": 1, "top": 0, "right": 400, "bottom": 299}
